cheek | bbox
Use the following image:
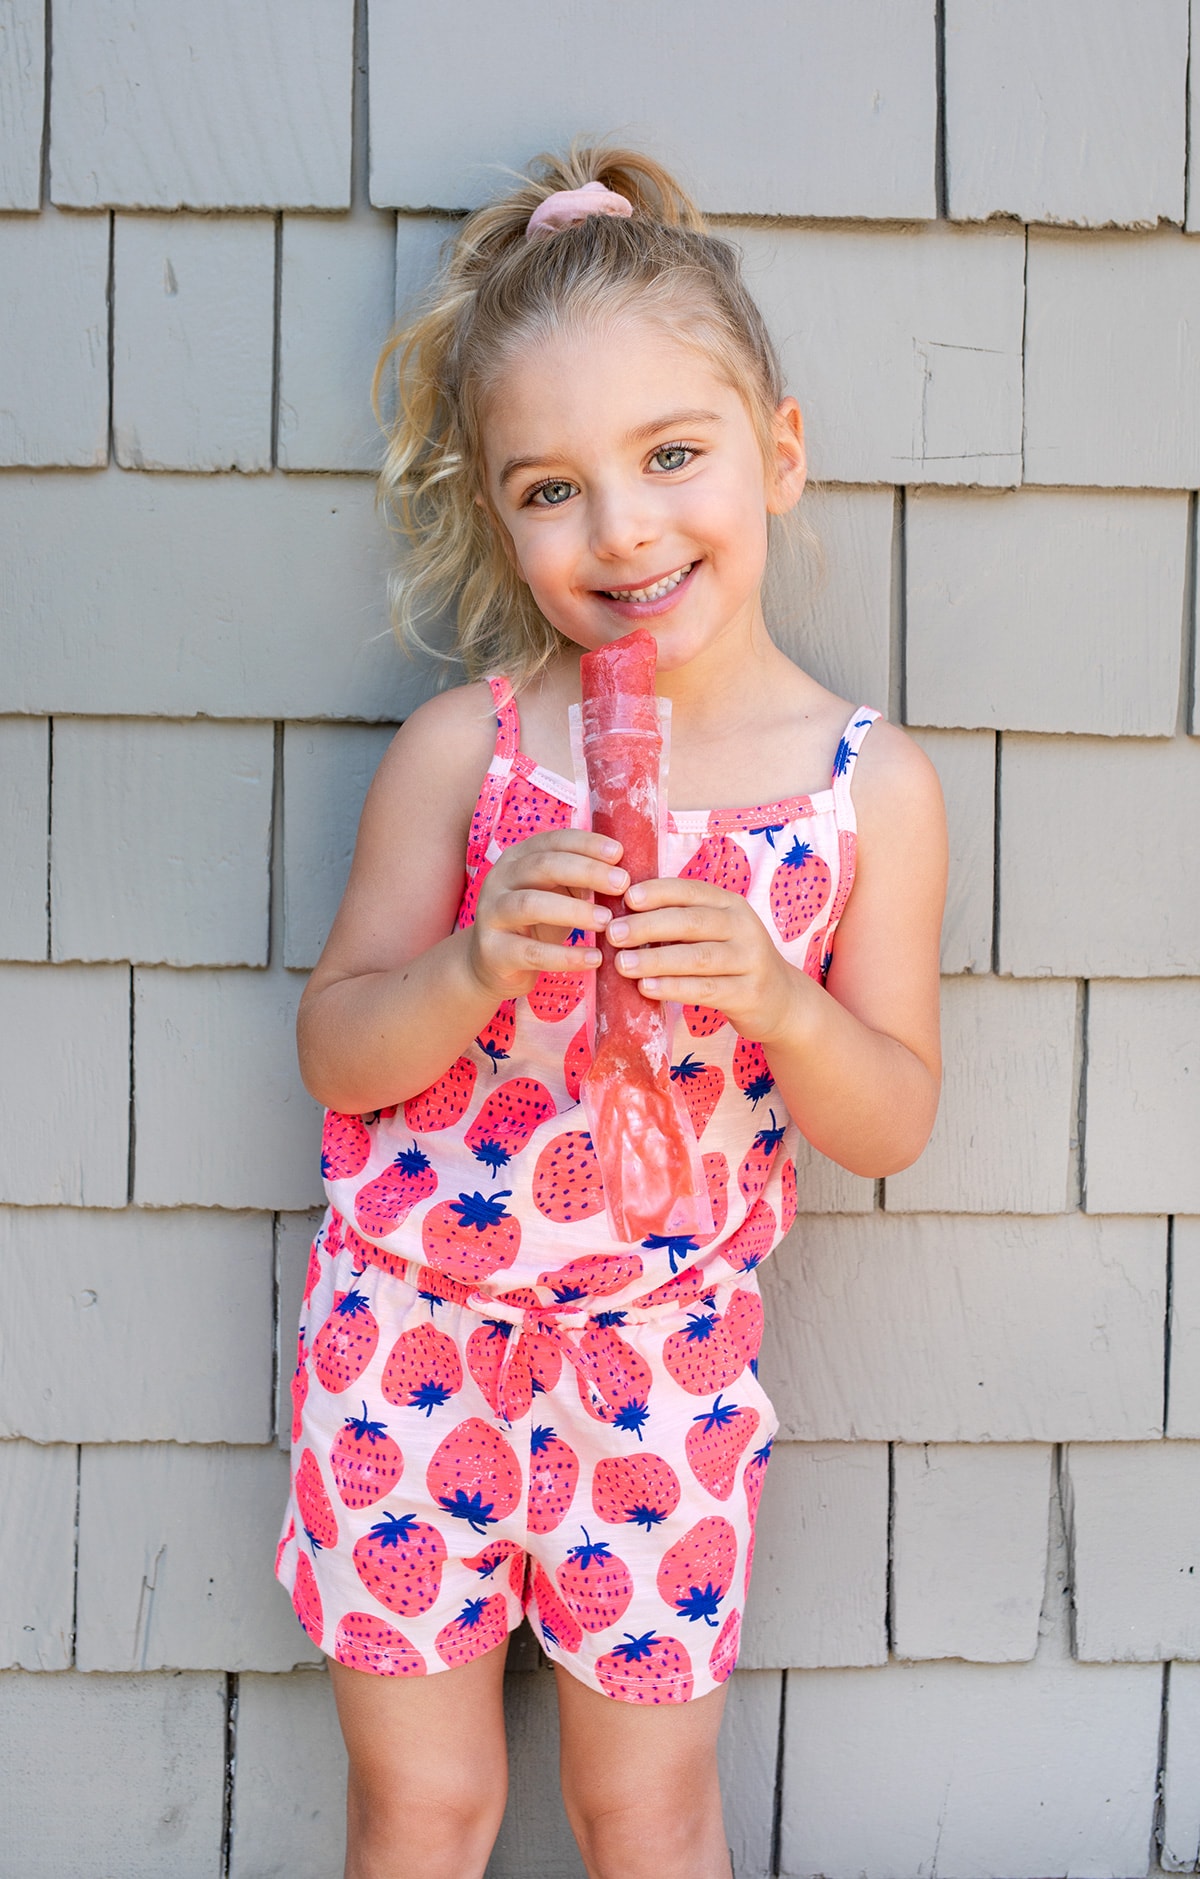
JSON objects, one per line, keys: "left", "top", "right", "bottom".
{"left": 725, "top": 472, "right": 773, "bottom": 552}
{"left": 698, "top": 484, "right": 768, "bottom": 565}
{"left": 512, "top": 530, "right": 575, "bottom": 598}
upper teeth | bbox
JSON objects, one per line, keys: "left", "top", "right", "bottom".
{"left": 607, "top": 564, "right": 693, "bottom": 603}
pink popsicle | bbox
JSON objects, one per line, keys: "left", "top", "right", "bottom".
{"left": 579, "top": 631, "right": 710, "bottom": 1242}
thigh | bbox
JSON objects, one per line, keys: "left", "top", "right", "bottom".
{"left": 329, "top": 1638, "right": 510, "bottom": 1804}
{"left": 556, "top": 1669, "right": 732, "bottom": 1879}
{"left": 556, "top": 1665, "right": 728, "bottom": 1803}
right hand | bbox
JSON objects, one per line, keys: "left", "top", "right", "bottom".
{"left": 467, "top": 830, "right": 630, "bottom": 1001}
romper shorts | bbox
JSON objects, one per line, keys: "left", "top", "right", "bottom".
{"left": 276, "top": 1221, "right": 779, "bottom": 1704}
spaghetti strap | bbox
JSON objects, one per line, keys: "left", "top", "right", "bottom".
{"left": 488, "top": 676, "right": 520, "bottom": 761}
{"left": 465, "top": 678, "right": 521, "bottom": 867}
{"left": 830, "top": 706, "right": 881, "bottom": 823}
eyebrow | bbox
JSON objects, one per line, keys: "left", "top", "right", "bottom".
{"left": 497, "top": 409, "right": 725, "bottom": 491}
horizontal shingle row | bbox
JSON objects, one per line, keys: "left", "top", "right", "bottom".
{"left": 2, "top": 966, "right": 1194, "bottom": 1212}
{"left": 8, "top": 1642, "right": 1200, "bottom": 1878}
{"left": 0, "top": 1661, "right": 781, "bottom": 1878}
{"left": 8, "top": 212, "right": 1200, "bottom": 484}
{"left": 5, "top": 1, "right": 1197, "bottom": 228}
{"left": 9, "top": 1434, "right": 1200, "bottom": 1678}
{"left": 1, "top": 479, "right": 1194, "bottom": 727}
{"left": 0, "top": 1204, "right": 1179, "bottom": 1446}
{"left": 6, "top": 710, "right": 1196, "bottom": 977}
{"left": 0, "top": 964, "right": 322, "bottom": 1208}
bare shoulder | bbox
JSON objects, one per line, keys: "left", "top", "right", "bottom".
{"left": 850, "top": 716, "right": 946, "bottom": 839}
{"left": 368, "top": 678, "right": 498, "bottom": 812}
{"left": 835, "top": 716, "right": 948, "bottom": 945}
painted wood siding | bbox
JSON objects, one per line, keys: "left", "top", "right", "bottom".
{"left": 1, "top": 4, "right": 1197, "bottom": 1874}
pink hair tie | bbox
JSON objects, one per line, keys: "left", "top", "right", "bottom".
{"left": 526, "top": 180, "right": 634, "bottom": 242}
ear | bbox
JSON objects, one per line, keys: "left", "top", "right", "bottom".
{"left": 765, "top": 396, "right": 806, "bottom": 516}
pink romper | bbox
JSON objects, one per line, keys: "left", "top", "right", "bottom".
{"left": 276, "top": 688, "right": 879, "bottom": 1702}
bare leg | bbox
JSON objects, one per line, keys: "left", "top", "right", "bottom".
{"left": 556, "top": 1666, "right": 732, "bottom": 1879}
{"left": 329, "top": 1638, "right": 510, "bottom": 1879}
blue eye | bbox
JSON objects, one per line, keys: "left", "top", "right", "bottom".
{"left": 652, "top": 445, "right": 692, "bottom": 472}
{"left": 529, "top": 479, "right": 574, "bottom": 506}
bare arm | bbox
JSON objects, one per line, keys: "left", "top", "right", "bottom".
{"left": 297, "top": 683, "right": 628, "bottom": 1115}
{"left": 606, "top": 723, "right": 948, "bottom": 1176}
{"left": 756, "top": 728, "right": 946, "bottom": 1172}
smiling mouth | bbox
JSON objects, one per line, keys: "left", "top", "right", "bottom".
{"left": 602, "top": 562, "right": 695, "bottom": 603}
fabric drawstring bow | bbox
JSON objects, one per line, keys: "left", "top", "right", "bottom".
{"left": 492, "top": 1314, "right": 613, "bottom": 1426}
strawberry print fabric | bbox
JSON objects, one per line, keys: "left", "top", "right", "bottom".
{"left": 278, "top": 690, "right": 879, "bottom": 1695}
{"left": 318, "top": 691, "right": 880, "bottom": 1319}
{"left": 277, "top": 1246, "right": 778, "bottom": 1701}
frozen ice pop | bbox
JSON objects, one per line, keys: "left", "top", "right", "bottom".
{"left": 578, "top": 630, "right": 713, "bottom": 1242}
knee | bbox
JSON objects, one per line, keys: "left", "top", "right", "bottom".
{"left": 347, "top": 1761, "right": 506, "bottom": 1875}
{"left": 566, "top": 1791, "right": 726, "bottom": 1879}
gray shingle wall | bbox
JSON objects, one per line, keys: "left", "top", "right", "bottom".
{"left": 1, "top": 5, "right": 1196, "bottom": 1874}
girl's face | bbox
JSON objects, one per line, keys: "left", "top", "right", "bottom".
{"left": 480, "top": 315, "right": 806, "bottom": 678}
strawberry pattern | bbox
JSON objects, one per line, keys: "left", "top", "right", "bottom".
{"left": 279, "top": 692, "right": 878, "bottom": 1702}
{"left": 278, "top": 1254, "right": 779, "bottom": 1703}
{"left": 320, "top": 691, "right": 879, "bottom": 1319}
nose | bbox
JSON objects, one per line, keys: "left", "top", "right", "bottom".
{"left": 588, "top": 476, "right": 659, "bottom": 565}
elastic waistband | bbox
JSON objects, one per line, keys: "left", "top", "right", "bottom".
{"left": 394, "top": 1258, "right": 749, "bottom": 1428}
{"left": 395, "top": 1257, "right": 737, "bottom": 1333}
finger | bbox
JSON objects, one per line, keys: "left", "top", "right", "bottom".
{"left": 482, "top": 935, "right": 604, "bottom": 978}
{"left": 632, "top": 975, "right": 734, "bottom": 1006}
{"left": 520, "top": 828, "right": 625, "bottom": 865}
{"left": 495, "top": 848, "right": 630, "bottom": 898}
{"left": 606, "top": 906, "right": 730, "bottom": 948}
{"left": 623, "top": 875, "right": 728, "bottom": 911}
{"left": 560, "top": 828, "right": 625, "bottom": 861}
{"left": 492, "top": 888, "right": 611, "bottom": 933}
{"left": 614, "top": 942, "right": 731, "bottom": 981}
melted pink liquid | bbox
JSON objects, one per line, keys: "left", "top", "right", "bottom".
{"left": 580, "top": 633, "right": 707, "bottom": 1242}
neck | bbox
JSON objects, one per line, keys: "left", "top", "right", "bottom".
{"left": 651, "top": 610, "right": 792, "bottom": 736}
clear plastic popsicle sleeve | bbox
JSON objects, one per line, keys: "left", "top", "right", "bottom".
{"left": 569, "top": 630, "right": 715, "bottom": 1244}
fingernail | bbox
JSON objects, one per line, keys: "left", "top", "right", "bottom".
{"left": 608, "top": 920, "right": 629, "bottom": 941}
{"left": 585, "top": 949, "right": 602, "bottom": 966}
{"left": 617, "top": 951, "right": 637, "bottom": 970}
{"left": 607, "top": 868, "right": 629, "bottom": 890}
{"left": 626, "top": 883, "right": 645, "bottom": 906}
{"left": 601, "top": 838, "right": 621, "bottom": 858}
{"left": 641, "top": 978, "right": 660, "bottom": 994}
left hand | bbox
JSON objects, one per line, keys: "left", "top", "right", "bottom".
{"left": 606, "top": 877, "right": 809, "bottom": 1045}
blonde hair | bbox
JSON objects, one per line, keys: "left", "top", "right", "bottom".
{"left": 374, "top": 138, "right": 795, "bottom": 689}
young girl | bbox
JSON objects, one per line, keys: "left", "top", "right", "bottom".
{"left": 277, "top": 141, "right": 946, "bottom": 1879}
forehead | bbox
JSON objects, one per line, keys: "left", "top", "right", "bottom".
{"left": 481, "top": 316, "right": 747, "bottom": 461}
